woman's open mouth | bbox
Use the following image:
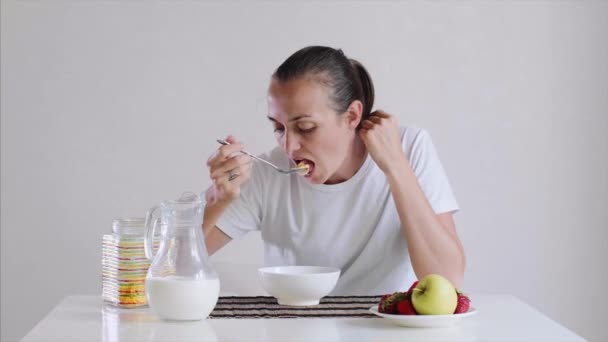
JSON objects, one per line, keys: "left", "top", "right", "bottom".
{"left": 294, "top": 159, "right": 315, "bottom": 177}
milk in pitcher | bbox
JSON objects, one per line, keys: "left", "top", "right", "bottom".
{"left": 146, "top": 276, "right": 220, "bottom": 320}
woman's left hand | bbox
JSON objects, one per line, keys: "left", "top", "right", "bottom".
{"left": 359, "top": 110, "right": 406, "bottom": 174}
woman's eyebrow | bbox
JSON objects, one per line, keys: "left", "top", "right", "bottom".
{"left": 289, "top": 115, "right": 312, "bottom": 122}
{"left": 267, "top": 114, "right": 312, "bottom": 123}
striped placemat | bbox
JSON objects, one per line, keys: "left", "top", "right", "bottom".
{"left": 209, "top": 295, "right": 382, "bottom": 319}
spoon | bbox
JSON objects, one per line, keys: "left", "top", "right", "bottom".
{"left": 216, "top": 139, "right": 309, "bottom": 175}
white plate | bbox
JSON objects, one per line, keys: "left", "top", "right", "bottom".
{"left": 369, "top": 306, "right": 478, "bottom": 328}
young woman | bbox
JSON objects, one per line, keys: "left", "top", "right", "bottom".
{"left": 202, "top": 46, "right": 465, "bottom": 294}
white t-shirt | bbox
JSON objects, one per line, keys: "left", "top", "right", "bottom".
{"left": 215, "top": 126, "right": 459, "bottom": 295}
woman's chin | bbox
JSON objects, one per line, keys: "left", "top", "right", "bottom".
{"left": 305, "top": 176, "right": 321, "bottom": 184}
{"left": 305, "top": 172, "right": 323, "bottom": 184}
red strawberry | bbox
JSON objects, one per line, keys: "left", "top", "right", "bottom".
{"left": 407, "top": 281, "right": 419, "bottom": 293}
{"left": 396, "top": 297, "right": 417, "bottom": 315}
{"left": 405, "top": 281, "right": 419, "bottom": 299}
{"left": 378, "top": 294, "right": 391, "bottom": 313}
{"left": 454, "top": 293, "right": 470, "bottom": 314}
{"left": 379, "top": 292, "right": 407, "bottom": 314}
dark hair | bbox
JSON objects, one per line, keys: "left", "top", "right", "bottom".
{"left": 272, "top": 46, "right": 375, "bottom": 128}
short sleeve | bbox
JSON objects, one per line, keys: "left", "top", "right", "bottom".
{"left": 406, "top": 129, "right": 459, "bottom": 214}
{"left": 214, "top": 161, "right": 265, "bottom": 239}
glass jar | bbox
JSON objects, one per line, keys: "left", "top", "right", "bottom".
{"left": 102, "top": 218, "right": 156, "bottom": 308}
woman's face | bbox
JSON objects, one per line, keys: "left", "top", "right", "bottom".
{"left": 267, "top": 77, "right": 359, "bottom": 184}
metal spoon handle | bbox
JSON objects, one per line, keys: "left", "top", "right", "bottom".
{"left": 216, "top": 139, "right": 296, "bottom": 173}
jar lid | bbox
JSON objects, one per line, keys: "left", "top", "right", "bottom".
{"left": 112, "top": 218, "right": 146, "bottom": 236}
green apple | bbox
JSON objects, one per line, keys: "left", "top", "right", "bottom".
{"left": 411, "top": 274, "right": 457, "bottom": 315}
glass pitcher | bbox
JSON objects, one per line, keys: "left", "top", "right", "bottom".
{"left": 144, "top": 192, "right": 219, "bottom": 321}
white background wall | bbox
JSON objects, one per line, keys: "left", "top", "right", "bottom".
{"left": 2, "top": 1, "right": 607, "bottom": 341}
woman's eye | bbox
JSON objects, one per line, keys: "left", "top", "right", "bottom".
{"left": 297, "top": 125, "right": 316, "bottom": 133}
{"left": 273, "top": 126, "right": 285, "bottom": 134}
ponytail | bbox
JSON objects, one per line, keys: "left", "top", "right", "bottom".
{"left": 350, "top": 59, "right": 375, "bottom": 127}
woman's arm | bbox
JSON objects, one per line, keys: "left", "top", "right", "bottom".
{"left": 202, "top": 193, "right": 233, "bottom": 255}
{"left": 202, "top": 135, "right": 252, "bottom": 255}
{"left": 359, "top": 111, "right": 465, "bottom": 288}
{"left": 385, "top": 158, "right": 465, "bottom": 288}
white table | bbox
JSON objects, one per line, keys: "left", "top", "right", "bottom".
{"left": 21, "top": 295, "right": 585, "bottom": 342}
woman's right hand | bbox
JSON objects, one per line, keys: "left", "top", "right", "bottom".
{"left": 205, "top": 135, "right": 253, "bottom": 206}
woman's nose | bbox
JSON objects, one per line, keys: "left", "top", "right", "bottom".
{"left": 283, "top": 133, "right": 301, "bottom": 155}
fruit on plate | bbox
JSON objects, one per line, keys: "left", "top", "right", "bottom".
{"left": 378, "top": 292, "right": 408, "bottom": 314}
{"left": 454, "top": 292, "right": 470, "bottom": 314}
{"left": 407, "top": 281, "right": 419, "bottom": 294}
{"left": 396, "top": 297, "right": 417, "bottom": 315}
{"left": 410, "top": 274, "right": 458, "bottom": 315}
{"left": 377, "top": 276, "right": 471, "bottom": 316}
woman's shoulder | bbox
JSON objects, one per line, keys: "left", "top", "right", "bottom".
{"left": 399, "top": 124, "right": 430, "bottom": 147}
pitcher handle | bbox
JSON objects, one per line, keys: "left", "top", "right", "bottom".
{"left": 144, "top": 205, "right": 160, "bottom": 260}
{"left": 177, "top": 191, "right": 201, "bottom": 202}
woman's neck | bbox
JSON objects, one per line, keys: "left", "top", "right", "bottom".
{"left": 324, "top": 136, "right": 368, "bottom": 185}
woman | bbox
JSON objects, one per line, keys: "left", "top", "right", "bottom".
{"left": 203, "top": 46, "right": 465, "bottom": 294}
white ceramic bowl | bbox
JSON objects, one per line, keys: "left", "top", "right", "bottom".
{"left": 258, "top": 266, "right": 341, "bottom": 306}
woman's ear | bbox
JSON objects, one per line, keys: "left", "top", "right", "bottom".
{"left": 344, "top": 100, "right": 363, "bottom": 130}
